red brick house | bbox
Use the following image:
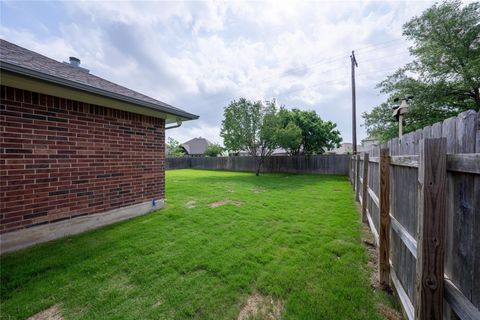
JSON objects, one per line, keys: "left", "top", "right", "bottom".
{"left": 0, "top": 39, "right": 198, "bottom": 253}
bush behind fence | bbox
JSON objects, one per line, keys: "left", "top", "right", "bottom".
{"left": 166, "top": 154, "right": 350, "bottom": 175}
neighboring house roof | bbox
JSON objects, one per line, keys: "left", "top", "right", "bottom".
{"left": 271, "top": 148, "right": 289, "bottom": 156}
{"left": 326, "top": 142, "right": 364, "bottom": 155}
{"left": 181, "top": 137, "right": 212, "bottom": 155}
{"left": 0, "top": 39, "right": 198, "bottom": 123}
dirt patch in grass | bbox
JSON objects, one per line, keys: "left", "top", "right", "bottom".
{"left": 376, "top": 303, "right": 402, "bottom": 320}
{"left": 251, "top": 187, "right": 266, "bottom": 193}
{"left": 209, "top": 199, "right": 242, "bottom": 208}
{"left": 362, "top": 224, "right": 402, "bottom": 319}
{"left": 237, "top": 292, "right": 283, "bottom": 320}
{"left": 152, "top": 299, "right": 163, "bottom": 308}
{"left": 362, "top": 224, "right": 380, "bottom": 289}
{"left": 27, "top": 305, "right": 63, "bottom": 320}
{"left": 185, "top": 201, "right": 197, "bottom": 209}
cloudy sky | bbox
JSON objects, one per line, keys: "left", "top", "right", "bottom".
{"left": 1, "top": 0, "right": 439, "bottom": 145}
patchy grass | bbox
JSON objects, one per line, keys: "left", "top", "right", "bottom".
{"left": 1, "top": 169, "right": 397, "bottom": 319}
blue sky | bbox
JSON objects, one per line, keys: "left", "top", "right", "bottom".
{"left": 1, "top": 0, "right": 438, "bottom": 145}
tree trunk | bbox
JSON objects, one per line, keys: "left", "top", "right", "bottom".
{"left": 255, "top": 157, "right": 262, "bottom": 176}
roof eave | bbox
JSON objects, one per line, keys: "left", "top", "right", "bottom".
{"left": 0, "top": 62, "right": 199, "bottom": 121}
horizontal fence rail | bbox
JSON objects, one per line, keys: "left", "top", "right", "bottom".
{"left": 388, "top": 154, "right": 480, "bottom": 174}
{"left": 350, "top": 110, "right": 480, "bottom": 320}
{"left": 166, "top": 155, "right": 350, "bottom": 175}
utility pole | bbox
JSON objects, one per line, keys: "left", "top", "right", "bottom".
{"left": 350, "top": 50, "right": 358, "bottom": 155}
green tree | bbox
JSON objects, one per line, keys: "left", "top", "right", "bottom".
{"left": 166, "top": 137, "right": 185, "bottom": 157}
{"left": 220, "top": 98, "right": 278, "bottom": 176}
{"left": 275, "top": 122, "right": 303, "bottom": 153}
{"left": 204, "top": 143, "right": 224, "bottom": 157}
{"left": 277, "top": 108, "right": 342, "bottom": 155}
{"left": 363, "top": 0, "right": 480, "bottom": 141}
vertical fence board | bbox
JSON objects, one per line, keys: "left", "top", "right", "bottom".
{"left": 442, "top": 115, "right": 457, "bottom": 320}
{"left": 379, "top": 148, "right": 391, "bottom": 287}
{"left": 416, "top": 138, "right": 447, "bottom": 320}
{"left": 423, "top": 125, "right": 432, "bottom": 139}
{"left": 450, "top": 110, "right": 477, "bottom": 313}
{"left": 473, "top": 111, "right": 480, "bottom": 309}
{"left": 362, "top": 153, "right": 369, "bottom": 223}
{"left": 356, "top": 154, "right": 361, "bottom": 201}
{"left": 389, "top": 144, "right": 401, "bottom": 305}
{"left": 432, "top": 122, "right": 443, "bottom": 138}
{"left": 371, "top": 161, "right": 380, "bottom": 233}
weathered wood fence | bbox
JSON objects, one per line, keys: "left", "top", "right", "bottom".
{"left": 167, "top": 154, "right": 349, "bottom": 175}
{"left": 350, "top": 110, "right": 480, "bottom": 320}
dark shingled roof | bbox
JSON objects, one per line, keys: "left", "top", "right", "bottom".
{"left": 0, "top": 39, "right": 198, "bottom": 120}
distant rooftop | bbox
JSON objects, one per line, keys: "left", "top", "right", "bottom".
{"left": 181, "top": 137, "right": 212, "bottom": 155}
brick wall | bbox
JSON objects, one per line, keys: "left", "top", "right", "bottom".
{"left": 0, "top": 85, "right": 165, "bottom": 234}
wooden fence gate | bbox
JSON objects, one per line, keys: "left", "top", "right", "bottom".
{"left": 350, "top": 110, "right": 480, "bottom": 320}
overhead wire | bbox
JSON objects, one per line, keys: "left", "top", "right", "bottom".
{"left": 256, "top": 38, "right": 408, "bottom": 86}
{"left": 193, "top": 38, "right": 411, "bottom": 106}
{"left": 282, "top": 65, "right": 404, "bottom": 96}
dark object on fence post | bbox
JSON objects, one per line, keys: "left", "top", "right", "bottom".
{"left": 350, "top": 156, "right": 353, "bottom": 188}
{"left": 348, "top": 156, "right": 352, "bottom": 183}
{"left": 355, "top": 154, "right": 361, "bottom": 201}
{"left": 415, "top": 138, "right": 446, "bottom": 320}
{"left": 361, "top": 153, "right": 369, "bottom": 223}
{"left": 351, "top": 156, "right": 355, "bottom": 184}
{"left": 379, "top": 148, "right": 390, "bottom": 288}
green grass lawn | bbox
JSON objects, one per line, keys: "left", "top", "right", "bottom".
{"left": 1, "top": 170, "right": 396, "bottom": 319}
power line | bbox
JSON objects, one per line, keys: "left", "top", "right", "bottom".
{"left": 356, "top": 65, "right": 403, "bottom": 77}
{"left": 274, "top": 38, "right": 405, "bottom": 76}
{"left": 188, "top": 64, "right": 400, "bottom": 115}
{"left": 189, "top": 40, "right": 409, "bottom": 106}
{"left": 284, "top": 50, "right": 409, "bottom": 80}
{"left": 282, "top": 54, "right": 349, "bottom": 75}
{"left": 353, "top": 38, "right": 404, "bottom": 53}
{"left": 267, "top": 45, "right": 407, "bottom": 84}
{"left": 198, "top": 64, "right": 402, "bottom": 105}
{"left": 358, "top": 51, "right": 411, "bottom": 64}
{"left": 283, "top": 65, "right": 402, "bottom": 96}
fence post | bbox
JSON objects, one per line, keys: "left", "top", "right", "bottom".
{"left": 355, "top": 154, "right": 361, "bottom": 201}
{"left": 415, "top": 138, "right": 446, "bottom": 320}
{"left": 379, "top": 148, "right": 390, "bottom": 288}
{"left": 361, "top": 153, "right": 369, "bottom": 223}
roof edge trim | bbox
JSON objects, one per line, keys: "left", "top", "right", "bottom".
{"left": 0, "top": 62, "right": 199, "bottom": 120}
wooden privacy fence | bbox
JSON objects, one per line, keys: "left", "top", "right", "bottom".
{"left": 350, "top": 110, "right": 480, "bottom": 320}
{"left": 166, "top": 154, "right": 349, "bottom": 175}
